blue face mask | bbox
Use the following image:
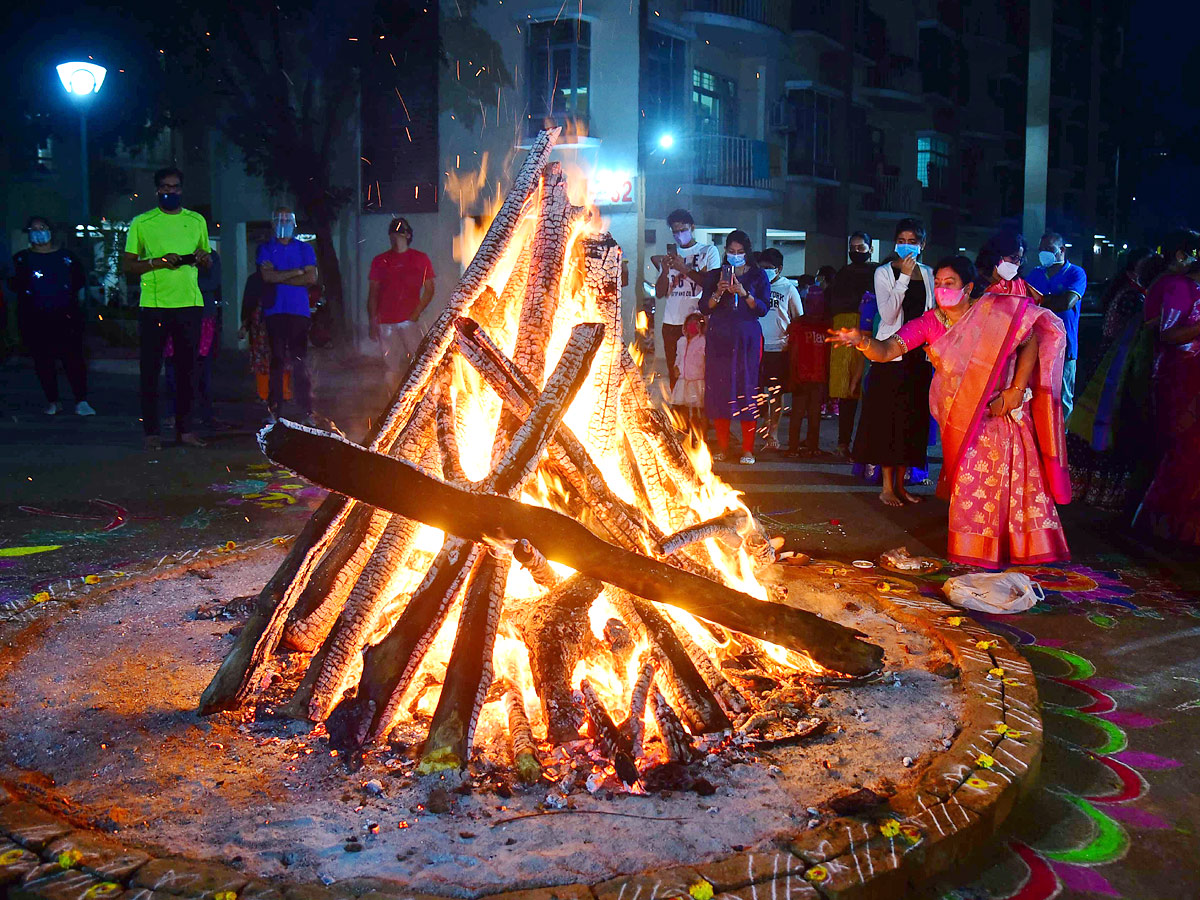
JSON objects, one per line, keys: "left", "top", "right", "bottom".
{"left": 762, "top": 268, "right": 778, "bottom": 281}
{"left": 276, "top": 222, "right": 296, "bottom": 240}
{"left": 894, "top": 242, "right": 921, "bottom": 259}
{"left": 158, "top": 192, "right": 182, "bottom": 211}
{"left": 29, "top": 230, "right": 51, "bottom": 245}
{"left": 726, "top": 252, "right": 746, "bottom": 267}
{"left": 1038, "top": 250, "right": 1059, "bottom": 267}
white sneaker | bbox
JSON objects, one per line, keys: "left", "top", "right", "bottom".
{"left": 75, "top": 401, "right": 96, "bottom": 416}
{"left": 44, "top": 401, "right": 62, "bottom": 416}
{"left": 739, "top": 453, "right": 756, "bottom": 465}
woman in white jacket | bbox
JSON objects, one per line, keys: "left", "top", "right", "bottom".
{"left": 852, "top": 217, "right": 935, "bottom": 506}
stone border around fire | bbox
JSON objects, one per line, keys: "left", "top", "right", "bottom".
{"left": 0, "top": 554, "right": 1041, "bottom": 900}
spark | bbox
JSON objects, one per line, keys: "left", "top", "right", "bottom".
{"left": 361, "top": 157, "right": 371, "bottom": 164}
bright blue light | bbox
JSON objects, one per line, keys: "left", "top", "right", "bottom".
{"left": 657, "top": 133, "right": 675, "bottom": 150}
{"left": 57, "top": 62, "right": 107, "bottom": 95}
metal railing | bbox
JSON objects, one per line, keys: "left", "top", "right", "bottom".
{"left": 865, "top": 57, "right": 922, "bottom": 96}
{"left": 683, "top": 0, "right": 790, "bottom": 31}
{"left": 863, "top": 173, "right": 916, "bottom": 212}
{"left": 675, "top": 134, "right": 782, "bottom": 191}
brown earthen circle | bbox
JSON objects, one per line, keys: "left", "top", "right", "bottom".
{"left": 0, "top": 546, "right": 1041, "bottom": 900}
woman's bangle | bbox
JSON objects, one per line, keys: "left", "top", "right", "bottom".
{"left": 856, "top": 334, "right": 871, "bottom": 350}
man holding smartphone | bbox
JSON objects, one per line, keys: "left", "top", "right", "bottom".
{"left": 123, "top": 167, "right": 212, "bottom": 450}
{"left": 654, "top": 209, "right": 721, "bottom": 390}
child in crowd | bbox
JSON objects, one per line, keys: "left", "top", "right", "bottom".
{"left": 787, "top": 284, "right": 830, "bottom": 456}
{"left": 671, "top": 311, "right": 706, "bottom": 444}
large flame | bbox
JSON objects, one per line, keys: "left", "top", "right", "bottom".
{"left": 377, "top": 150, "right": 825, "bottom": 769}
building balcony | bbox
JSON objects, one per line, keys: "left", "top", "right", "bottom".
{"left": 664, "top": 134, "right": 783, "bottom": 199}
{"left": 860, "top": 174, "right": 919, "bottom": 217}
{"left": 860, "top": 57, "right": 925, "bottom": 109}
{"left": 682, "top": 0, "right": 790, "bottom": 38}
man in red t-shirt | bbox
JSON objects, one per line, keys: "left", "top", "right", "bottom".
{"left": 368, "top": 217, "right": 435, "bottom": 383}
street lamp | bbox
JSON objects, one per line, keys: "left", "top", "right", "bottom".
{"left": 56, "top": 61, "right": 107, "bottom": 226}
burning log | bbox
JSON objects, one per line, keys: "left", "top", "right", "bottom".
{"left": 513, "top": 538, "right": 561, "bottom": 588}
{"left": 197, "top": 128, "right": 560, "bottom": 716}
{"left": 258, "top": 422, "right": 886, "bottom": 677}
{"left": 326, "top": 536, "right": 482, "bottom": 749}
{"left": 610, "top": 591, "right": 730, "bottom": 735}
{"left": 660, "top": 510, "right": 750, "bottom": 557}
{"left": 650, "top": 688, "right": 698, "bottom": 764}
{"left": 512, "top": 161, "right": 586, "bottom": 388}
{"left": 503, "top": 683, "right": 543, "bottom": 784}
{"left": 580, "top": 234, "right": 624, "bottom": 459}
{"left": 418, "top": 323, "right": 607, "bottom": 770}
{"left": 621, "top": 657, "right": 656, "bottom": 757}
{"left": 681, "top": 637, "right": 750, "bottom": 717}
{"left": 436, "top": 390, "right": 470, "bottom": 485}
{"left": 418, "top": 553, "right": 511, "bottom": 772}
{"left": 579, "top": 679, "right": 640, "bottom": 786}
{"left": 602, "top": 618, "right": 636, "bottom": 670}
{"left": 517, "top": 575, "right": 604, "bottom": 743}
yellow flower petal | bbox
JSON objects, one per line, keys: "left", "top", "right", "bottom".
{"left": 975, "top": 753, "right": 995, "bottom": 769}
{"left": 879, "top": 819, "right": 901, "bottom": 837}
{"left": 993, "top": 723, "right": 1009, "bottom": 735}
{"left": 57, "top": 849, "right": 82, "bottom": 869}
{"left": 32, "top": 591, "right": 51, "bottom": 604}
{"left": 976, "top": 640, "right": 998, "bottom": 650}
{"left": 224, "top": 540, "right": 237, "bottom": 551}
{"left": 947, "top": 616, "right": 964, "bottom": 626}
{"left": 688, "top": 881, "right": 714, "bottom": 900}
{"left": 989, "top": 667, "right": 1006, "bottom": 678}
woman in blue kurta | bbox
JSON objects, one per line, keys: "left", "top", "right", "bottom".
{"left": 698, "top": 230, "right": 770, "bottom": 464}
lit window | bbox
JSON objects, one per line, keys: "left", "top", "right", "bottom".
{"left": 917, "top": 135, "right": 950, "bottom": 188}
{"left": 527, "top": 20, "right": 591, "bottom": 135}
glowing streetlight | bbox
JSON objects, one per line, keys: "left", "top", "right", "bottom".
{"left": 56, "top": 61, "right": 107, "bottom": 225}
{"left": 657, "top": 133, "right": 675, "bottom": 150}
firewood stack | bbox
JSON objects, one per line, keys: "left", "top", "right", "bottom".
{"left": 199, "top": 129, "right": 883, "bottom": 781}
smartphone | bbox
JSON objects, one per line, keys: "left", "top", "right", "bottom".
{"left": 721, "top": 263, "right": 733, "bottom": 282}
{"left": 666, "top": 242, "right": 677, "bottom": 257}
{"left": 178, "top": 253, "right": 197, "bottom": 266}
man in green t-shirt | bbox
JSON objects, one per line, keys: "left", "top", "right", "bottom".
{"left": 122, "top": 167, "right": 212, "bottom": 450}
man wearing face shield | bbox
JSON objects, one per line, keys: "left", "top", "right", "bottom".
{"left": 122, "top": 167, "right": 212, "bottom": 449}
{"left": 257, "top": 207, "right": 319, "bottom": 424}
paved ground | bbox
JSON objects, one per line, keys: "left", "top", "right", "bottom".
{"left": 1, "top": 348, "right": 1198, "bottom": 900}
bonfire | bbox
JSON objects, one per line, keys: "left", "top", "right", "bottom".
{"left": 198, "top": 129, "right": 882, "bottom": 787}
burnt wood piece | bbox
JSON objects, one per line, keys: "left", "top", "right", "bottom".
{"left": 325, "top": 537, "right": 482, "bottom": 750}
{"left": 282, "top": 391, "right": 439, "bottom": 653}
{"left": 650, "top": 687, "right": 698, "bottom": 764}
{"left": 277, "top": 503, "right": 374, "bottom": 651}
{"left": 454, "top": 318, "right": 661, "bottom": 555}
{"left": 579, "top": 233, "right": 625, "bottom": 459}
{"left": 610, "top": 591, "right": 730, "bottom": 735}
{"left": 418, "top": 553, "right": 511, "bottom": 772}
{"left": 436, "top": 390, "right": 470, "bottom": 485}
{"left": 512, "top": 161, "right": 586, "bottom": 388}
{"left": 517, "top": 575, "right": 605, "bottom": 743}
{"left": 504, "top": 684, "right": 544, "bottom": 784}
{"left": 197, "top": 128, "right": 560, "bottom": 716}
{"left": 513, "top": 538, "right": 562, "bottom": 588}
{"left": 416, "top": 323, "right": 606, "bottom": 770}
{"left": 660, "top": 510, "right": 750, "bottom": 557}
{"left": 579, "top": 679, "right": 640, "bottom": 786}
{"left": 621, "top": 657, "right": 656, "bottom": 757}
{"left": 602, "top": 618, "right": 636, "bottom": 670}
{"left": 259, "top": 422, "right": 885, "bottom": 677}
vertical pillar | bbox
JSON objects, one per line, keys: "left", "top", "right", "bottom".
{"left": 79, "top": 111, "right": 90, "bottom": 226}
{"left": 1023, "top": 0, "right": 1052, "bottom": 241}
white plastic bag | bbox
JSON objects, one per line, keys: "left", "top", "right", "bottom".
{"left": 941, "top": 572, "right": 1045, "bottom": 615}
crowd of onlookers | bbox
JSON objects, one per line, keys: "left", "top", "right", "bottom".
{"left": 651, "top": 208, "right": 1200, "bottom": 558}
{"left": 6, "top": 180, "right": 1198, "bottom": 560}
{"left": 5, "top": 167, "right": 436, "bottom": 449}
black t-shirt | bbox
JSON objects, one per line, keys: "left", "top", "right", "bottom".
{"left": 13, "top": 248, "right": 84, "bottom": 312}
{"left": 827, "top": 261, "right": 877, "bottom": 317}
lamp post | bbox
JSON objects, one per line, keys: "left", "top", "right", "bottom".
{"left": 56, "top": 61, "right": 107, "bottom": 226}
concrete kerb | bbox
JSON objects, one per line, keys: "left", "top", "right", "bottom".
{"left": 0, "top": 554, "right": 1042, "bottom": 900}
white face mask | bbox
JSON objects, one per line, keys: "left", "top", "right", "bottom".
{"left": 996, "top": 261, "right": 1021, "bottom": 281}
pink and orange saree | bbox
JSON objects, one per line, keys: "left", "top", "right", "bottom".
{"left": 904, "top": 282, "right": 1071, "bottom": 568}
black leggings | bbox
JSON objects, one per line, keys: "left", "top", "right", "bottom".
{"left": 20, "top": 306, "right": 87, "bottom": 404}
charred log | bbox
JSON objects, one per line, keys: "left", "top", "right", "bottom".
{"left": 579, "top": 679, "right": 640, "bottom": 786}
{"left": 513, "top": 538, "right": 562, "bottom": 589}
{"left": 259, "top": 421, "right": 885, "bottom": 677}
{"left": 650, "top": 688, "right": 698, "bottom": 764}
{"left": 503, "top": 683, "right": 544, "bottom": 784}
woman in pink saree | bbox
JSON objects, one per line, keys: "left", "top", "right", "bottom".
{"left": 1133, "top": 257, "right": 1200, "bottom": 543}
{"left": 830, "top": 249, "right": 1071, "bottom": 568}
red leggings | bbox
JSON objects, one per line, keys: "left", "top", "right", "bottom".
{"left": 714, "top": 418, "right": 756, "bottom": 454}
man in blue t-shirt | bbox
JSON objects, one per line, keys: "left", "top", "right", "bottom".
{"left": 257, "top": 207, "right": 318, "bottom": 422}
{"left": 1026, "top": 231, "right": 1087, "bottom": 422}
